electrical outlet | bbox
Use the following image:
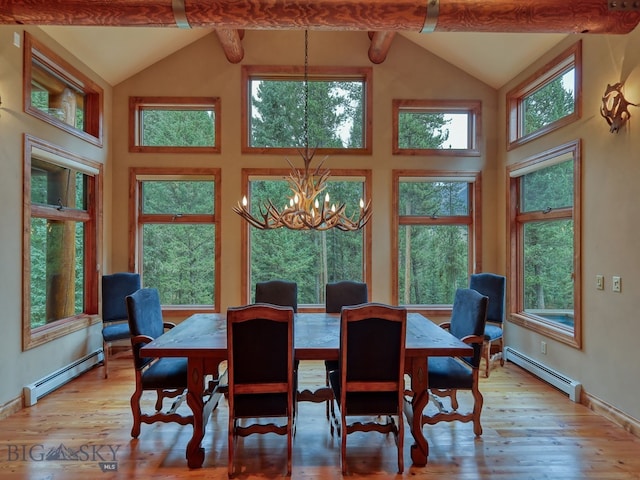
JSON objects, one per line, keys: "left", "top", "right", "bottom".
{"left": 613, "top": 276, "right": 622, "bottom": 292}
{"left": 541, "top": 341, "right": 547, "bottom": 354}
{"left": 596, "top": 275, "right": 604, "bottom": 290}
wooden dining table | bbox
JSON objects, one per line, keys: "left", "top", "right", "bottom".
{"left": 141, "top": 311, "right": 472, "bottom": 469}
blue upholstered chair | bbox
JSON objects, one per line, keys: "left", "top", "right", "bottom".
{"left": 126, "top": 288, "right": 192, "bottom": 438}
{"left": 101, "top": 272, "right": 140, "bottom": 378}
{"left": 470, "top": 273, "right": 506, "bottom": 377}
{"left": 227, "top": 303, "right": 295, "bottom": 477}
{"left": 424, "top": 288, "right": 488, "bottom": 437}
{"left": 329, "top": 303, "right": 407, "bottom": 475}
{"left": 324, "top": 281, "right": 368, "bottom": 418}
{"left": 255, "top": 280, "right": 298, "bottom": 312}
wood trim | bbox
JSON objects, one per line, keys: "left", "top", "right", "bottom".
{"left": 241, "top": 65, "right": 373, "bottom": 156}
{"left": 507, "top": 41, "right": 582, "bottom": 151}
{"left": 22, "top": 135, "right": 102, "bottom": 351}
{"left": 582, "top": 390, "right": 640, "bottom": 439}
{"left": 506, "top": 140, "right": 582, "bottom": 349}
{"left": 128, "top": 96, "right": 221, "bottom": 154}
{"left": 0, "top": 397, "right": 23, "bottom": 421}
{"left": 23, "top": 33, "right": 104, "bottom": 147}
{"left": 128, "top": 167, "right": 222, "bottom": 312}
{"left": 392, "top": 99, "right": 482, "bottom": 157}
{"left": 391, "top": 169, "right": 482, "bottom": 307}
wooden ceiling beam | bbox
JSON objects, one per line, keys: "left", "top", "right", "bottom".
{"left": 0, "top": 0, "right": 638, "bottom": 34}
{"left": 215, "top": 29, "right": 245, "bottom": 63}
{"left": 368, "top": 31, "right": 396, "bottom": 64}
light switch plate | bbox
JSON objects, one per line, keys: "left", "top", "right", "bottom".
{"left": 612, "top": 276, "right": 621, "bottom": 293}
{"left": 596, "top": 275, "right": 604, "bottom": 290}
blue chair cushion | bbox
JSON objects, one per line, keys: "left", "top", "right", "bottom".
{"left": 140, "top": 357, "right": 188, "bottom": 390}
{"left": 102, "top": 322, "right": 131, "bottom": 342}
{"left": 428, "top": 357, "right": 473, "bottom": 390}
{"left": 484, "top": 323, "right": 503, "bottom": 342}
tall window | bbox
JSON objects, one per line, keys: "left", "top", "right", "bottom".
{"left": 508, "top": 140, "right": 581, "bottom": 347}
{"left": 24, "top": 33, "right": 103, "bottom": 147}
{"left": 507, "top": 41, "right": 581, "bottom": 150}
{"left": 393, "top": 100, "right": 481, "bottom": 156}
{"left": 242, "top": 66, "right": 372, "bottom": 155}
{"left": 23, "top": 135, "right": 101, "bottom": 350}
{"left": 129, "top": 96, "right": 221, "bottom": 153}
{"left": 240, "top": 169, "right": 372, "bottom": 307}
{"left": 392, "top": 171, "right": 481, "bottom": 313}
{"left": 130, "top": 168, "right": 221, "bottom": 313}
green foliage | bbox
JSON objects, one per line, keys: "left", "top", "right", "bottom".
{"left": 250, "top": 79, "right": 363, "bottom": 148}
{"left": 397, "top": 181, "right": 469, "bottom": 304}
{"left": 142, "top": 109, "right": 215, "bottom": 147}
{"left": 249, "top": 179, "right": 364, "bottom": 304}
{"left": 523, "top": 71, "right": 575, "bottom": 135}
{"left": 397, "top": 112, "right": 450, "bottom": 149}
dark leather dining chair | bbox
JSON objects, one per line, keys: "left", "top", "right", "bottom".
{"left": 329, "top": 303, "right": 407, "bottom": 474}
{"left": 324, "top": 280, "right": 368, "bottom": 419}
{"left": 101, "top": 272, "right": 140, "bottom": 378}
{"left": 470, "top": 272, "right": 506, "bottom": 377}
{"left": 227, "top": 303, "right": 295, "bottom": 477}
{"left": 255, "top": 279, "right": 298, "bottom": 312}
{"left": 126, "top": 287, "right": 192, "bottom": 438}
{"left": 423, "top": 287, "right": 488, "bottom": 437}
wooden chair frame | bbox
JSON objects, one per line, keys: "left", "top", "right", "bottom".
{"left": 227, "top": 304, "right": 295, "bottom": 477}
{"left": 333, "top": 303, "right": 406, "bottom": 474}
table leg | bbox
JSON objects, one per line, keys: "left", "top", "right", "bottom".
{"left": 404, "top": 357, "right": 429, "bottom": 466}
{"left": 186, "top": 357, "right": 206, "bottom": 469}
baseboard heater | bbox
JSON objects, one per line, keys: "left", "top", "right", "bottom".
{"left": 504, "top": 346, "right": 582, "bottom": 402}
{"left": 23, "top": 349, "right": 104, "bottom": 407}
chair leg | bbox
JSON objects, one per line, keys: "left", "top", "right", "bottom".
{"left": 499, "top": 337, "right": 505, "bottom": 366}
{"left": 484, "top": 339, "right": 492, "bottom": 378}
{"left": 130, "top": 381, "right": 143, "bottom": 438}
{"left": 396, "top": 414, "right": 404, "bottom": 474}
{"left": 103, "top": 341, "right": 110, "bottom": 379}
{"left": 471, "top": 373, "right": 484, "bottom": 437}
{"left": 228, "top": 418, "right": 234, "bottom": 477}
{"left": 341, "top": 416, "right": 348, "bottom": 475}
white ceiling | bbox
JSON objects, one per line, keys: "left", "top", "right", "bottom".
{"left": 40, "top": 26, "right": 567, "bottom": 89}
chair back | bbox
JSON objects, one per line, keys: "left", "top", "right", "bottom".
{"left": 126, "top": 288, "right": 164, "bottom": 370}
{"left": 470, "top": 273, "right": 506, "bottom": 325}
{"left": 227, "top": 304, "right": 294, "bottom": 413}
{"left": 450, "top": 288, "right": 489, "bottom": 368}
{"left": 255, "top": 280, "right": 298, "bottom": 312}
{"left": 102, "top": 272, "right": 140, "bottom": 323}
{"left": 325, "top": 281, "right": 368, "bottom": 313}
{"left": 339, "top": 303, "right": 406, "bottom": 416}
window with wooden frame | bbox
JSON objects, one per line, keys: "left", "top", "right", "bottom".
{"left": 392, "top": 170, "right": 481, "bottom": 315}
{"left": 393, "top": 100, "right": 481, "bottom": 156}
{"left": 239, "top": 169, "right": 372, "bottom": 308}
{"left": 24, "top": 33, "right": 103, "bottom": 147}
{"left": 242, "top": 65, "right": 372, "bottom": 155}
{"left": 507, "top": 140, "right": 581, "bottom": 348}
{"left": 23, "top": 135, "right": 102, "bottom": 350}
{"left": 129, "top": 168, "right": 221, "bottom": 314}
{"left": 507, "top": 41, "right": 582, "bottom": 151}
{"left": 129, "top": 97, "right": 221, "bottom": 153}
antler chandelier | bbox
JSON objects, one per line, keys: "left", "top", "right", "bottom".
{"left": 234, "top": 31, "right": 372, "bottom": 232}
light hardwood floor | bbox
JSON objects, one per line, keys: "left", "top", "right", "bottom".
{"left": 1, "top": 355, "right": 640, "bottom": 479}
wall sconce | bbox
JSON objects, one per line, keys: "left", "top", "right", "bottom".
{"left": 600, "top": 82, "right": 637, "bottom": 133}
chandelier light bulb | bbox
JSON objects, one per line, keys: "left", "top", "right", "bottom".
{"left": 242, "top": 196, "right": 248, "bottom": 207}
{"left": 359, "top": 198, "right": 364, "bottom": 209}
{"left": 325, "top": 193, "right": 330, "bottom": 203}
